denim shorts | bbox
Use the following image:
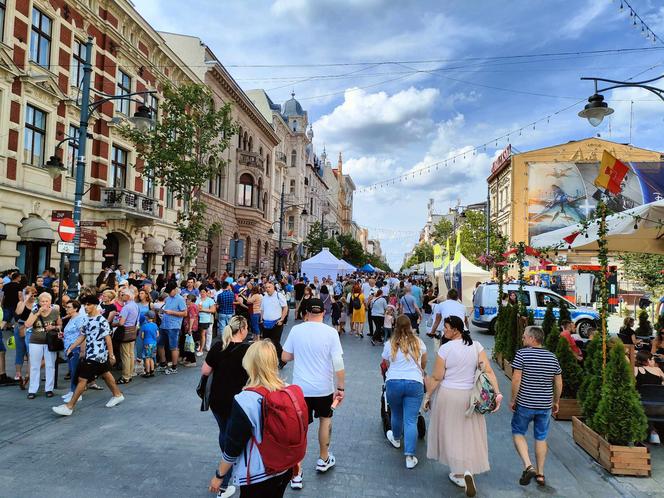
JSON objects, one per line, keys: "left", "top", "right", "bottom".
{"left": 142, "top": 343, "right": 156, "bottom": 359}
{"left": 511, "top": 405, "right": 552, "bottom": 441}
{"left": 158, "top": 328, "right": 180, "bottom": 351}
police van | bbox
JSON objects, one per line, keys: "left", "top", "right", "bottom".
{"left": 472, "top": 282, "right": 599, "bottom": 338}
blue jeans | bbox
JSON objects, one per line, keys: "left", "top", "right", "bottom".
{"left": 135, "top": 334, "right": 143, "bottom": 361}
{"left": 212, "top": 411, "right": 233, "bottom": 489}
{"left": 383, "top": 327, "right": 393, "bottom": 342}
{"left": 14, "top": 325, "right": 28, "bottom": 366}
{"left": 250, "top": 313, "right": 260, "bottom": 335}
{"left": 218, "top": 313, "right": 233, "bottom": 332}
{"left": 511, "top": 405, "right": 552, "bottom": 441}
{"left": 385, "top": 379, "right": 424, "bottom": 456}
{"left": 68, "top": 350, "right": 81, "bottom": 392}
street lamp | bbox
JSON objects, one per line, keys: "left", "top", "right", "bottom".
{"left": 269, "top": 182, "right": 309, "bottom": 273}
{"left": 55, "top": 36, "right": 156, "bottom": 298}
{"left": 578, "top": 74, "right": 664, "bottom": 127}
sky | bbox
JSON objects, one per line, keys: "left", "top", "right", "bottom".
{"left": 136, "top": 0, "right": 664, "bottom": 269}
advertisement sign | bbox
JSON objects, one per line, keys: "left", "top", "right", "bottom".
{"left": 80, "top": 228, "right": 97, "bottom": 248}
{"left": 433, "top": 243, "right": 443, "bottom": 269}
{"left": 527, "top": 159, "right": 664, "bottom": 238}
{"left": 452, "top": 232, "right": 462, "bottom": 300}
{"left": 443, "top": 238, "right": 451, "bottom": 290}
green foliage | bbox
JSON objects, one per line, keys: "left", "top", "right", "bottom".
{"left": 555, "top": 337, "right": 582, "bottom": 398}
{"left": 337, "top": 234, "right": 364, "bottom": 267}
{"left": 527, "top": 309, "right": 535, "bottom": 326}
{"left": 304, "top": 222, "right": 339, "bottom": 257}
{"left": 493, "top": 305, "right": 509, "bottom": 357}
{"left": 593, "top": 342, "right": 648, "bottom": 446}
{"left": 504, "top": 304, "right": 520, "bottom": 362}
{"left": 579, "top": 334, "right": 602, "bottom": 425}
{"left": 119, "top": 83, "right": 236, "bottom": 266}
{"left": 402, "top": 242, "right": 433, "bottom": 270}
{"left": 544, "top": 322, "right": 561, "bottom": 353}
{"left": 619, "top": 252, "right": 664, "bottom": 295}
{"left": 542, "top": 302, "right": 556, "bottom": 340}
{"left": 635, "top": 309, "right": 652, "bottom": 337}
{"left": 431, "top": 218, "right": 454, "bottom": 245}
{"left": 458, "top": 211, "right": 504, "bottom": 267}
{"left": 558, "top": 300, "right": 571, "bottom": 323}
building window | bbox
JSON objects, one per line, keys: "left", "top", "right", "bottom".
{"left": 166, "top": 188, "right": 174, "bottom": 209}
{"left": 110, "top": 145, "right": 128, "bottom": 188}
{"left": 71, "top": 40, "right": 87, "bottom": 87}
{"left": 238, "top": 127, "right": 242, "bottom": 148}
{"left": 0, "top": 0, "right": 6, "bottom": 43}
{"left": 67, "top": 124, "right": 79, "bottom": 176}
{"left": 30, "top": 8, "right": 52, "bottom": 68}
{"left": 145, "top": 171, "right": 155, "bottom": 198}
{"left": 263, "top": 193, "right": 268, "bottom": 216}
{"left": 288, "top": 216, "right": 295, "bottom": 233}
{"left": 149, "top": 94, "right": 159, "bottom": 121}
{"left": 116, "top": 70, "right": 131, "bottom": 115}
{"left": 289, "top": 179, "right": 296, "bottom": 194}
{"left": 216, "top": 174, "right": 223, "bottom": 198}
{"left": 257, "top": 177, "right": 263, "bottom": 209}
{"left": 291, "top": 149, "right": 297, "bottom": 167}
{"left": 266, "top": 154, "right": 270, "bottom": 177}
{"left": 245, "top": 236, "right": 251, "bottom": 267}
{"left": 248, "top": 136, "right": 253, "bottom": 152}
{"left": 237, "top": 173, "right": 254, "bottom": 207}
{"left": 24, "top": 104, "right": 47, "bottom": 166}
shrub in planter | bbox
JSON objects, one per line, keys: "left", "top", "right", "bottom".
{"left": 555, "top": 337, "right": 582, "bottom": 399}
{"left": 504, "top": 304, "right": 520, "bottom": 362}
{"left": 559, "top": 300, "right": 571, "bottom": 323}
{"left": 544, "top": 322, "right": 560, "bottom": 353}
{"left": 635, "top": 309, "right": 652, "bottom": 338}
{"left": 493, "top": 306, "right": 509, "bottom": 359}
{"left": 542, "top": 302, "right": 556, "bottom": 340}
{"left": 527, "top": 309, "right": 535, "bottom": 326}
{"left": 578, "top": 334, "right": 602, "bottom": 426}
{"left": 593, "top": 342, "right": 648, "bottom": 446}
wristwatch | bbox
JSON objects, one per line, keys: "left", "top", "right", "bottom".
{"left": 215, "top": 469, "right": 225, "bottom": 479}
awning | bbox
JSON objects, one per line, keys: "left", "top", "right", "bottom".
{"left": 0, "top": 222, "right": 6, "bottom": 240}
{"left": 143, "top": 236, "right": 163, "bottom": 254}
{"left": 18, "top": 216, "right": 55, "bottom": 242}
{"left": 163, "top": 239, "right": 181, "bottom": 256}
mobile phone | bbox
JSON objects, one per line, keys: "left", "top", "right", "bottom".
{"left": 331, "top": 397, "right": 340, "bottom": 411}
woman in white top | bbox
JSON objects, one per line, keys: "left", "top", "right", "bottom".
{"left": 425, "top": 315, "right": 502, "bottom": 497}
{"left": 381, "top": 315, "right": 427, "bottom": 469}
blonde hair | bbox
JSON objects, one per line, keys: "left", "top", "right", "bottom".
{"left": 221, "top": 315, "right": 248, "bottom": 351}
{"left": 242, "top": 340, "right": 285, "bottom": 392}
{"left": 103, "top": 289, "right": 116, "bottom": 301}
{"left": 390, "top": 314, "right": 421, "bottom": 362}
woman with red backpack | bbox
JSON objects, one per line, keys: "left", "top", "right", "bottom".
{"left": 209, "top": 339, "right": 308, "bottom": 498}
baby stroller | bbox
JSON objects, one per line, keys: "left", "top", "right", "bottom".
{"left": 380, "top": 360, "right": 426, "bottom": 439}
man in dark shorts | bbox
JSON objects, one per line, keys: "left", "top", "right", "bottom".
{"left": 282, "top": 298, "right": 345, "bottom": 490}
{"left": 52, "top": 295, "right": 124, "bottom": 416}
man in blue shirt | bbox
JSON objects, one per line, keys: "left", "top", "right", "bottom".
{"left": 180, "top": 277, "right": 200, "bottom": 298}
{"left": 157, "top": 282, "right": 187, "bottom": 375}
{"left": 216, "top": 281, "right": 236, "bottom": 331}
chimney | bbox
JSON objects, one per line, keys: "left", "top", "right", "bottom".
{"left": 338, "top": 151, "right": 343, "bottom": 175}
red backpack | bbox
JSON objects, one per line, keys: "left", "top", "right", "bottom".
{"left": 245, "top": 385, "right": 309, "bottom": 482}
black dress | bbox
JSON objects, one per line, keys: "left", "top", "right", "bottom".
{"left": 635, "top": 367, "right": 663, "bottom": 388}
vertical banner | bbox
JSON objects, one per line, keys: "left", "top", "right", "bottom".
{"left": 433, "top": 243, "right": 443, "bottom": 269}
{"left": 452, "top": 231, "right": 462, "bottom": 300}
{"left": 443, "top": 238, "right": 451, "bottom": 290}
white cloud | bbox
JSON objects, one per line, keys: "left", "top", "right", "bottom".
{"left": 560, "top": 0, "right": 609, "bottom": 38}
{"left": 343, "top": 156, "right": 399, "bottom": 186}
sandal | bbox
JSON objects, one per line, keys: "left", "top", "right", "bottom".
{"left": 519, "top": 465, "right": 537, "bottom": 485}
{"left": 116, "top": 377, "right": 131, "bottom": 385}
{"left": 87, "top": 383, "right": 104, "bottom": 390}
{"left": 45, "top": 391, "right": 54, "bottom": 398}
{"left": 19, "top": 377, "right": 28, "bottom": 390}
{"left": 27, "top": 393, "right": 36, "bottom": 399}
{"left": 535, "top": 474, "right": 545, "bottom": 487}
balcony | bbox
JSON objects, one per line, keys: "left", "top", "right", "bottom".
{"left": 237, "top": 149, "right": 264, "bottom": 170}
{"left": 275, "top": 151, "right": 287, "bottom": 167}
{"left": 102, "top": 188, "right": 159, "bottom": 220}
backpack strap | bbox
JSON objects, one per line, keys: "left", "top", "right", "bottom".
{"left": 283, "top": 386, "right": 307, "bottom": 434}
{"left": 244, "top": 386, "right": 268, "bottom": 485}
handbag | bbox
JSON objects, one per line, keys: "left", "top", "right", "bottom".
{"left": 466, "top": 341, "right": 497, "bottom": 416}
{"left": 114, "top": 325, "right": 137, "bottom": 343}
{"left": 40, "top": 315, "right": 64, "bottom": 352}
{"left": 196, "top": 371, "right": 213, "bottom": 411}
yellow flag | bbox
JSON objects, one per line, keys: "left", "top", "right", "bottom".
{"left": 433, "top": 244, "right": 443, "bottom": 269}
{"left": 453, "top": 231, "right": 461, "bottom": 264}
{"left": 442, "top": 238, "right": 450, "bottom": 267}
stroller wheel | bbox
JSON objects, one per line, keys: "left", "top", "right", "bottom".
{"left": 417, "top": 414, "right": 426, "bottom": 439}
{"left": 380, "top": 391, "right": 391, "bottom": 434}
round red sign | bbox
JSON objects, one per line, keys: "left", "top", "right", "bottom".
{"left": 58, "top": 218, "right": 76, "bottom": 242}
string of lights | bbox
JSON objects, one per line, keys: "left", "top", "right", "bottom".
{"left": 618, "top": 0, "right": 664, "bottom": 45}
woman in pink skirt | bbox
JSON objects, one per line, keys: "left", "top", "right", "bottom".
{"left": 424, "top": 315, "right": 502, "bottom": 497}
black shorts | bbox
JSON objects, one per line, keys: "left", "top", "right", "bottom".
{"left": 305, "top": 394, "right": 334, "bottom": 422}
{"left": 77, "top": 359, "right": 111, "bottom": 380}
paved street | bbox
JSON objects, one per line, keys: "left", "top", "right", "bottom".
{"left": 0, "top": 316, "right": 660, "bottom": 498}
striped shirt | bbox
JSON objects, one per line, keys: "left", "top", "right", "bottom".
{"left": 512, "top": 347, "right": 561, "bottom": 410}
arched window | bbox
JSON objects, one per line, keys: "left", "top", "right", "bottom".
{"left": 266, "top": 154, "right": 270, "bottom": 177}
{"left": 248, "top": 136, "right": 253, "bottom": 152}
{"left": 289, "top": 179, "right": 296, "bottom": 194}
{"left": 243, "top": 132, "right": 248, "bottom": 151}
{"left": 291, "top": 149, "right": 297, "bottom": 167}
{"left": 257, "top": 177, "right": 263, "bottom": 209}
{"left": 264, "top": 241, "right": 269, "bottom": 255}
{"left": 304, "top": 177, "right": 309, "bottom": 186}
{"left": 256, "top": 238, "right": 261, "bottom": 269}
{"left": 245, "top": 236, "right": 251, "bottom": 267}
{"left": 237, "top": 173, "right": 254, "bottom": 207}
{"left": 263, "top": 192, "right": 268, "bottom": 216}
{"left": 259, "top": 146, "right": 263, "bottom": 157}
{"left": 238, "top": 127, "right": 243, "bottom": 148}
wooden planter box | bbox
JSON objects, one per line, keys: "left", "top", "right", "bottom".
{"left": 494, "top": 352, "right": 504, "bottom": 368}
{"left": 503, "top": 360, "right": 513, "bottom": 380}
{"left": 572, "top": 417, "right": 651, "bottom": 477}
{"left": 553, "top": 398, "right": 582, "bottom": 421}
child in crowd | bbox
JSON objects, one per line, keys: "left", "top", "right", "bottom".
{"left": 331, "top": 294, "right": 343, "bottom": 332}
{"left": 141, "top": 311, "right": 159, "bottom": 378}
{"left": 383, "top": 305, "right": 395, "bottom": 341}
{"left": 337, "top": 295, "right": 348, "bottom": 335}
{"left": 182, "top": 294, "right": 199, "bottom": 366}
{"left": 388, "top": 292, "right": 398, "bottom": 308}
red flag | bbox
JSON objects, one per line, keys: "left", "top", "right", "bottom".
{"left": 563, "top": 231, "right": 581, "bottom": 245}
{"left": 595, "top": 151, "right": 629, "bottom": 195}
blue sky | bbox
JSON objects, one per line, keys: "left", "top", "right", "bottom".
{"left": 137, "top": 0, "right": 664, "bottom": 269}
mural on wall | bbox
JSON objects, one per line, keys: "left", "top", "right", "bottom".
{"left": 527, "top": 161, "right": 664, "bottom": 238}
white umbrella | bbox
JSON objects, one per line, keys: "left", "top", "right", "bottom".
{"left": 530, "top": 200, "right": 664, "bottom": 254}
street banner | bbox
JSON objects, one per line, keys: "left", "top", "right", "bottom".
{"left": 595, "top": 151, "right": 629, "bottom": 195}
{"left": 443, "top": 238, "right": 451, "bottom": 290}
{"left": 433, "top": 243, "right": 443, "bottom": 269}
{"left": 452, "top": 232, "right": 462, "bottom": 300}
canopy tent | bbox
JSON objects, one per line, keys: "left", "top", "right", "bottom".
{"left": 360, "top": 263, "right": 376, "bottom": 273}
{"left": 530, "top": 199, "right": 664, "bottom": 254}
{"left": 435, "top": 254, "right": 491, "bottom": 310}
{"left": 341, "top": 260, "right": 356, "bottom": 272}
{"left": 301, "top": 249, "right": 351, "bottom": 281}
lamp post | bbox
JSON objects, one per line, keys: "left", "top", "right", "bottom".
{"left": 267, "top": 182, "right": 308, "bottom": 274}
{"left": 45, "top": 37, "right": 156, "bottom": 298}
{"left": 578, "top": 74, "right": 664, "bottom": 127}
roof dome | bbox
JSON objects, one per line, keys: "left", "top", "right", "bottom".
{"left": 283, "top": 92, "right": 305, "bottom": 117}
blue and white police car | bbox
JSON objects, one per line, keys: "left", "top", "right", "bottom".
{"left": 472, "top": 282, "right": 599, "bottom": 338}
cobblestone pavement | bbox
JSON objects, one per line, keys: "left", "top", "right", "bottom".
{"left": 0, "top": 317, "right": 658, "bottom": 498}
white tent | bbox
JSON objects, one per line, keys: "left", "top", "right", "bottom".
{"left": 301, "top": 248, "right": 350, "bottom": 281}
{"left": 341, "top": 260, "right": 356, "bottom": 272}
{"left": 435, "top": 254, "right": 491, "bottom": 310}
{"left": 530, "top": 200, "right": 664, "bottom": 254}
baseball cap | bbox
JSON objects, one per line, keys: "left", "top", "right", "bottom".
{"left": 305, "top": 298, "right": 325, "bottom": 314}
{"left": 146, "top": 310, "right": 156, "bottom": 319}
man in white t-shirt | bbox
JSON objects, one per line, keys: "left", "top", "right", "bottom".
{"left": 282, "top": 298, "right": 345, "bottom": 490}
{"left": 428, "top": 289, "right": 468, "bottom": 347}
{"left": 260, "top": 282, "right": 288, "bottom": 367}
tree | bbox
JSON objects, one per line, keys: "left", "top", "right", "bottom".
{"left": 559, "top": 300, "right": 571, "bottom": 324}
{"left": 542, "top": 302, "right": 556, "bottom": 341}
{"left": 337, "top": 234, "right": 364, "bottom": 268}
{"left": 579, "top": 333, "right": 602, "bottom": 426}
{"left": 493, "top": 305, "right": 509, "bottom": 358}
{"left": 555, "top": 337, "right": 582, "bottom": 399}
{"left": 635, "top": 309, "right": 653, "bottom": 337}
{"left": 593, "top": 341, "right": 648, "bottom": 445}
{"left": 527, "top": 309, "right": 535, "bottom": 326}
{"left": 458, "top": 210, "right": 504, "bottom": 267}
{"left": 431, "top": 218, "right": 453, "bottom": 245}
{"left": 544, "top": 322, "right": 561, "bottom": 353}
{"left": 619, "top": 252, "right": 664, "bottom": 295}
{"left": 402, "top": 242, "right": 433, "bottom": 270}
{"left": 119, "top": 83, "right": 236, "bottom": 266}
{"left": 504, "top": 304, "right": 520, "bottom": 362}
{"left": 304, "top": 221, "right": 326, "bottom": 256}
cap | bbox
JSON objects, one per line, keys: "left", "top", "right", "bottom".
{"left": 146, "top": 310, "right": 156, "bottom": 319}
{"left": 305, "top": 298, "right": 325, "bottom": 314}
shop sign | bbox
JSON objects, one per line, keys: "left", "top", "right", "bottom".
{"left": 51, "top": 210, "right": 73, "bottom": 221}
{"left": 80, "top": 221, "right": 107, "bottom": 227}
{"left": 80, "top": 228, "right": 97, "bottom": 248}
{"left": 491, "top": 144, "right": 511, "bottom": 174}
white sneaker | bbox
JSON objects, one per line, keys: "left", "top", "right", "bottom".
{"left": 52, "top": 404, "right": 73, "bottom": 416}
{"left": 649, "top": 431, "right": 661, "bottom": 445}
{"left": 316, "top": 453, "right": 336, "bottom": 472}
{"left": 449, "top": 473, "right": 465, "bottom": 487}
{"left": 105, "top": 394, "right": 125, "bottom": 408}
{"left": 62, "top": 392, "right": 81, "bottom": 403}
{"left": 217, "top": 485, "right": 236, "bottom": 497}
{"left": 406, "top": 456, "right": 418, "bottom": 469}
{"left": 464, "top": 471, "right": 476, "bottom": 497}
{"left": 290, "top": 472, "right": 303, "bottom": 489}
{"left": 196, "top": 351, "right": 204, "bottom": 357}
{"left": 386, "top": 430, "right": 401, "bottom": 449}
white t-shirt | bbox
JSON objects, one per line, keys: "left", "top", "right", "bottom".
{"left": 382, "top": 338, "right": 427, "bottom": 384}
{"left": 432, "top": 299, "right": 467, "bottom": 331}
{"left": 283, "top": 321, "right": 344, "bottom": 397}
{"left": 370, "top": 295, "right": 388, "bottom": 316}
{"left": 261, "top": 292, "right": 287, "bottom": 321}
{"left": 438, "top": 339, "right": 483, "bottom": 390}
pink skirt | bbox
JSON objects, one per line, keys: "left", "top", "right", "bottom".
{"left": 426, "top": 386, "right": 490, "bottom": 475}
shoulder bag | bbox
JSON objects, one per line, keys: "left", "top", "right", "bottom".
{"left": 196, "top": 371, "right": 214, "bottom": 411}
{"left": 40, "top": 315, "right": 64, "bottom": 352}
{"left": 466, "top": 341, "right": 497, "bottom": 416}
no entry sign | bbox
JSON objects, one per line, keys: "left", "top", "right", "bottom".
{"left": 58, "top": 218, "right": 76, "bottom": 242}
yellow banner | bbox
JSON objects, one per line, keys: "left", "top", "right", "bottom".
{"left": 433, "top": 243, "right": 443, "bottom": 269}
{"left": 442, "top": 238, "right": 450, "bottom": 268}
{"left": 453, "top": 231, "right": 461, "bottom": 264}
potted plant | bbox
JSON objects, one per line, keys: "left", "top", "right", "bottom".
{"left": 553, "top": 337, "right": 582, "bottom": 420}
{"left": 542, "top": 301, "right": 556, "bottom": 341}
{"left": 544, "top": 322, "right": 561, "bottom": 353}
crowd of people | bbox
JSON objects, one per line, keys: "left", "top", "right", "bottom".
{"left": 0, "top": 266, "right": 572, "bottom": 497}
